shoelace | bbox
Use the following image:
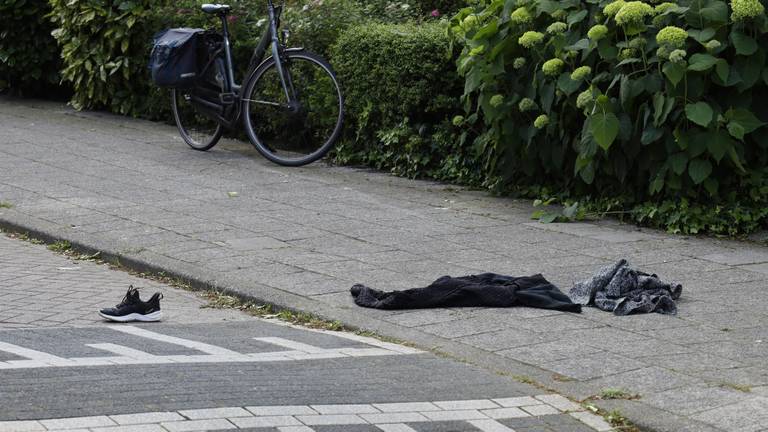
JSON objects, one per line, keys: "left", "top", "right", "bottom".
{"left": 114, "top": 286, "right": 141, "bottom": 308}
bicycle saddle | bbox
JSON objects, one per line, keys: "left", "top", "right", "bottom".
{"left": 201, "top": 4, "right": 231, "bottom": 14}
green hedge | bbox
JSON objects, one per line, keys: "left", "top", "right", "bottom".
{"left": 450, "top": 0, "right": 768, "bottom": 234}
{"left": 0, "top": 0, "right": 60, "bottom": 95}
{"left": 48, "top": 0, "right": 165, "bottom": 115}
{"left": 331, "top": 22, "right": 481, "bottom": 181}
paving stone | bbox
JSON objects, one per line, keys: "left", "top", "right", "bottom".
{"left": 245, "top": 406, "right": 318, "bottom": 416}
{"left": 480, "top": 407, "right": 529, "bottom": 419}
{"left": 371, "top": 403, "right": 441, "bottom": 413}
{"left": 178, "top": 407, "right": 252, "bottom": 420}
{"left": 643, "top": 385, "right": 753, "bottom": 416}
{"left": 228, "top": 416, "right": 301, "bottom": 428}
{"left": 0, "top": 420, "right": 45, "bottom": 432}
{"left": 161, "top": 419, "right": 236, "bottom": 432}
{"left": 691, "top": 397, "right": 768, "bottom": 432}
{"left": 90, "top": 425, "right": 167, "bottom": 432}
{"left": 432, "top": 400, "right": 499, "bottom": 410}
{"left": 534, "top": 395, "right": 584, "bottom": 412}
{"left": 310, "top": 405, "right": 380, "bottom": 415}
{"left": 542, "top": 352, "right": 645, "bottom": 381}
{"left": 109, "top": 412, "right": 185, "bottom": 425}
{"left": 40, "top": 416, "right": 116, "bottom": 430}
{"left": 569, "top": 412, "right": 613, "bottom": 432}
{"left": 420, "top": 410, "right": 487, "bottom": 421}
{"left": 520, "top": 405, "right": 559, "bottom": 416}
{"left": 295, "top": 415, "right": 366, "bottom": 425}
{"left": 492, "top": 397, "right": 541, "bottom": 408}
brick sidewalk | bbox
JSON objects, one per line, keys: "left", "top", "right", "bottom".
{"left": 1, "top": 97, "right": 767, "bottom": 431}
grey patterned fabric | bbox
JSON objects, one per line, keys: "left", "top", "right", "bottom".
{"left": 568, "top": 259, "right": 682, "bottom": 315}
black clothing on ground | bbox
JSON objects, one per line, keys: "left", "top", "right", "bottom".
{"left": 350, "top": 273, "right": 582, "bottom": 313}
{"left": 568, "top": 259, "right": 682, "bottom": 315}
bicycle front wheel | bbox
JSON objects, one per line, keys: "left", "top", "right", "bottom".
{"left": 242, "top": 50, "right": 344, "bottom": 166}
{"left": 170, "top": 89, "right": 224, "bottom": 151}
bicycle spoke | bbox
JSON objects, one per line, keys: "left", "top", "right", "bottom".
{"left": 243, "top": 52, "right": 343, "bottom": 166}
{"left": 241, "top": 99, "right": 289, "bottom": 108}
{"left": 171, "top": 89, "right": 222, "bottom": 151}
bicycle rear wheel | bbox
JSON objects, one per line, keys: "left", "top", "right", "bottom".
{"left": 170, "top": 89, "right": 224, "bottom": 151}
{"left": 242, "top": 50, "right": 344, "bottom": 166}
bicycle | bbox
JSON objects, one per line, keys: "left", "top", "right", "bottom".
{"left": 170, "top": 2, "right": 344, "bottom": 166}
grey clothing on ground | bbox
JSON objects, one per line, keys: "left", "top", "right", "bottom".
{"left": 568, "top": 259, "right": 682, "bottom": 315}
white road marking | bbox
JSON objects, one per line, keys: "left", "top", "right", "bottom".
{"left": 0, "top": 395, "right": 604, "bottom": 431}
{"left": 254, "top": 337, "right": 330, "bottom": 354}
{"left": 0, "top": 326, "right": 422, "bottom": 369}
{"left": 109, "top": 326, "right": 247, "bottom": 357}
{"left": 0, "top": 341, "right": 76, "bottom": 367}
{"left": 86, "top": 343, "right": 163, "bottom": 360}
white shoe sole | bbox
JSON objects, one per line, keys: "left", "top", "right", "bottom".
{"left": 98, "top": 311, "right": 162, "bottom": 322}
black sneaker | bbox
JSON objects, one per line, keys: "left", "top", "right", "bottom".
{"left": 99, "top": 286, "right": 163, "bottom": 322}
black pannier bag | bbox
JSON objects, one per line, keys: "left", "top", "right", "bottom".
{"left": 149, "top": 28, "right": 203, "bottom": 88}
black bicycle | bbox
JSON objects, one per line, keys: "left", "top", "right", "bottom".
{"left": 170, "top": 2, "right": 344, "bottom": 166}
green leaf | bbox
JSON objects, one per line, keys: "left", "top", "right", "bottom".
{"left": 725, "top": 108, "right": 766, "bottom": 135}
{"left": 653, "top": 93, "right": 676, "bottom": 126}
{"left": 688, "top": 53, "right": 718, "bottom": 71}
{"left": 705, "top": 129, "right": 735, "bottom": 161}
{"left": 652, "top": 93, "right": 666, "bottom": 125}
{"left": 580, "top": 161, "right": 596, "bottom": 183}
{"left": 730, "top": 31, "right": 758, "bottom": 55}
{"left": 565, "top": 39, "right": 590, "bottom": 51}
{"left": 687, "top": 131, "right": 708, "bottom": 157}
{"left": 557, "top": 73, "right": 581, "bottom": 95}
{"left": 641, "top": 126, "right": 664, "bottom": 145}
{"left": 473, "top": 21, "right": 498, "bottom": 40}
{"left": 715, "top": 59, "right": 729, "bottom": 82}
{"left": 685, "top": 102, "right": 714, "bottom": 127}
{"left": 691, "top": 0, "right": 729, "bottom": 25}
{"left": 663, "top": 62, "right": 686, "bottom": 86}
{"left": 727, "top": 147, "right": 746, "bottom": 172}
{"left": 688, "top": 158, "right": 713, "bottom": 184}
{"left": 669, "top": 152, "right": 688, "bottom": 175}
{"left": 567, "top": 10, "right": 588, "bottom": 26}
{"left": 590, "top": 112, "right": 620, "bottom": 151}
{"left": 735, "top": 50, "right": 765, "bottom": 91}
{"left": 728, "top": 122, "right": 745, "bottom": 139}
{"left": 689, "top": 28, "right": 716, "bottom": 42}
{"left": 649, "top": 172, "right": 665, "bottom": 194}
{"left": 540, "top": 212, "right": 559, "bottom": 224}
{"left": 562, "top": 202, "right": 579, "bottom": 219}
{"left": 703, "top": 177, "right": 719, "bottom": 196}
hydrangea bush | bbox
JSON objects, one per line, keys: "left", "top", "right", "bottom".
{"left": 450, "top": 0, "right": 768, "bottom": 220}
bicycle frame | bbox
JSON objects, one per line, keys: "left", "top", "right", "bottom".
{"left": 192, "top": 0, "right": 296, "bottom": 130}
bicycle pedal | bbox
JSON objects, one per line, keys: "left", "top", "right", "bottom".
{"left": 219, "top": 93, "right": 236, "bottom": 105}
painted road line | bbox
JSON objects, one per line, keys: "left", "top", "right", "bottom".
{"left": 255, "top": 317, "right": 423, "bottom": 354}
{"left": 0, "top": 341, "right": 76, "bottom": 367}
{"left": 108, "top": 326, "right": 250, "bottom": 358}
{"left": 86, "top": 343, "right": 171, "bottom": 364}
{"left": 0, "top": 395, "right": 604, "bottom": 431}
{"left": 254, "top": 337, "right": 330, "bottom": 354}
{"left": 0, "top": 327, "right": 421, "bottom": 370}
